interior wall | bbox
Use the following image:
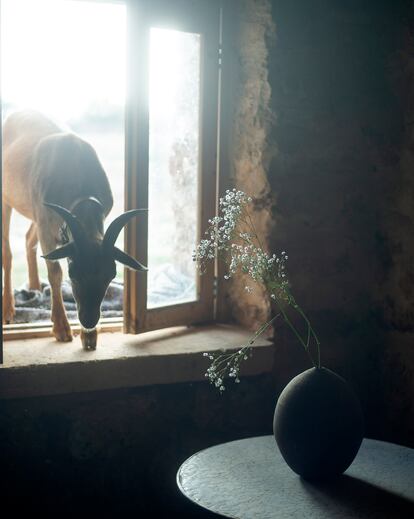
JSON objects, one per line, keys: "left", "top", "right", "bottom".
{"left": 223, "top": 0, "right": 276, "bottom": 330}
{"left": 264, "top": 0, "right": 414, "bottom": 447}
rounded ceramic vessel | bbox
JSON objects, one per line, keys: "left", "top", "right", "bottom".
{"left": 273, "top": 367, "right": 364, "bottom": 480}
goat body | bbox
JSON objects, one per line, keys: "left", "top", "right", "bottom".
{"left": 2, "top": 110, "right": 145, "bottom": 346}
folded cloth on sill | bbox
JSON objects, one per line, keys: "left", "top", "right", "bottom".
{"left": 13, "top": 280, "right": 124, "bottom": 324}
{"left": 11, "top": 264, "right": 195, "bottom": 324}
{"left": 147, "top": 264, "right": 196, "bottom": 307}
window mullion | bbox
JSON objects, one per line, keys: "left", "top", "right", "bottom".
{"left": 215, "top": 0, "right": 235, "bottom": 323}
{"left": 124, "top": 0, "right": 150, "bottom": 333}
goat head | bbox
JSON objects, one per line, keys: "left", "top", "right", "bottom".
{"left": 43, "top": 203, "right": 147, "bottom": 349}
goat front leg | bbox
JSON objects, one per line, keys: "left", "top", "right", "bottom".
{"left": 45, "top": 259, "right": 72, "bottom": 342}
{"left": 26, "top": 222, "right": 41, "bottom": 291}
{"left": 2, "top": 204, "right": 15, "bottom": 323}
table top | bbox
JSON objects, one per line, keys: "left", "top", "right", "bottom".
{"left": 177, "top": 436, "right": 414, "bottom": 519}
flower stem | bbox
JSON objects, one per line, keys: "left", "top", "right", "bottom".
{"left": 291, "top": 301, "right": 321, "bottom": 368}
{"left": 275, "top": 302, "right": 318, "bottom": 368}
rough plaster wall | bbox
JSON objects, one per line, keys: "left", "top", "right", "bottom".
{"left": 266, "top": 0, "right": 414, "bottom": 446}
{"left": 227, "top": 0, "right": 276, "bottom": 330}
{"left": 378, "top": 19, "right": 414, "bottom": 445}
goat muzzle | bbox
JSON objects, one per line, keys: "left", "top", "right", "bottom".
{"left": 81, "top": 327, "right": 97, "bottom": 351}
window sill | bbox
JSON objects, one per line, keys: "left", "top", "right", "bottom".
{"left": 0, "top": 324, "right": 274, "bottom": 399}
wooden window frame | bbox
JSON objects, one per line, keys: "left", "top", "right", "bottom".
{"left": 124, "top": 0, "right": 220, "bottom": 333}
{"left": 1, "top": 0, "right": 222, "bottom": 351}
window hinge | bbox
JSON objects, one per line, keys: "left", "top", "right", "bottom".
{"left": 213, "top": 276, "right": 218, "bottom": 299}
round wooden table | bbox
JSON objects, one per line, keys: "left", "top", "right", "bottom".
{"left": 177, "top": 436, "right": 414, "bottom": 518}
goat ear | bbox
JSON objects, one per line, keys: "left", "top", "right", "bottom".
{"left": 42, "top": 242, "right": 76, "bottom": 261}
{"left": 113, "top": 246, "right": 147, "bottom": 271}
{"left": 44, "top": 202, "right": 86, "bottom": 246}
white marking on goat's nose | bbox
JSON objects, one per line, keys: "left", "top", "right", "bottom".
{"left": 82, "top": 327, "right": 96, "bottom": 333}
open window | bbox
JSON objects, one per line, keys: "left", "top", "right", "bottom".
{"left": 124, "top": 0, "right": 219, "bottom": 333}
{"left": 1, "top": 0, "right": 220, "bottom": 348}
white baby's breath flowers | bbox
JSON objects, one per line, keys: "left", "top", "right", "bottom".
{"left": 194, "top": 189, "right": 321, "bottom": 392}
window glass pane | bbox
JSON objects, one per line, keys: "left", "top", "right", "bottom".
{"left": 1, "top": 0, "right": 126, "bottom": 324}
{"left": 148, "top": 28, "right": 200, "bottom": 309}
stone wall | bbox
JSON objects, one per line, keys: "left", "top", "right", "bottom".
{"left": 263, "top": 0, "right": 414, "bottom": 446}
{"left": 219, "top": 0, "right": 414, "bottom": 447}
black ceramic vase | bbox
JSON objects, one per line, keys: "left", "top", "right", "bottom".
{"left": 273, "top": 367, "right": 364, "bottom": 480}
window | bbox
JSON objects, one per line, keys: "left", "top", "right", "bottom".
{"left": 1, "top": 0, "right": 221, "bottom": 350}
{"left": 124, "top": 0, "right": 220, "bottom": 333}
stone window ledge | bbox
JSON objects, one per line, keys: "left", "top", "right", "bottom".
{"left": 0, "top": 324, "right": 274, "bottom": 399}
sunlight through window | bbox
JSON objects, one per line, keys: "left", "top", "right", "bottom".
{"left": 148, "top": 28, "right": 201, "bottom": 308}
{"left": 1, "top": 0, "right": 126, "bottom": 323}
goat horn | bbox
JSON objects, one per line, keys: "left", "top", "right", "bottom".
{"left": 44, "top": 202, "right": 86, "bottom": 246}
{"left": 103, "top": 209, "right": 147, "bottom": 249}
{"left": 42, "top": 242, "right": 76, "bottom": 261}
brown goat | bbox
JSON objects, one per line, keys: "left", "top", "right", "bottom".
{"left": 2, "top": 110, "right": 146, "bottom": 348}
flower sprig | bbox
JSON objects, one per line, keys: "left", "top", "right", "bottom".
{"left": 193, "top": 189, "right": 321, "bottom": 392}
